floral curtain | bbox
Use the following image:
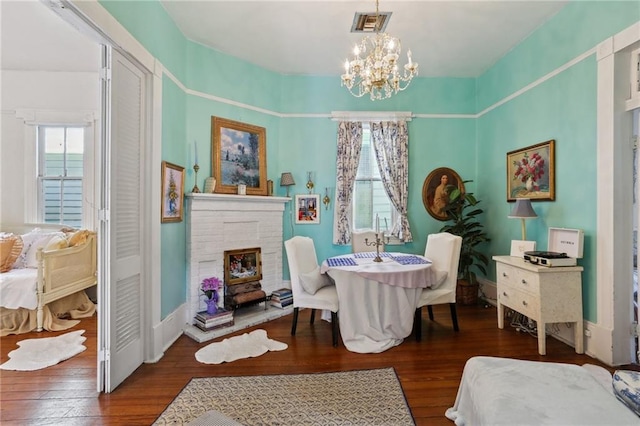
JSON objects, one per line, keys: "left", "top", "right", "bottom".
{"left": 332, "top": 121, "right": 363, "bottom": 245}
{"left": 370, "top": 121, "right": 413, "bottom": 242}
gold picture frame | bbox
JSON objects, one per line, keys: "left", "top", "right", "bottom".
{"left": 422, "top": 167, "right": 465, "bottom": 221}
{"left": 161, "top": 161, "right": 185, "bottom": 223}
{"left": 224, "top": 247, "right": 263, "bottom": 286}
{"left": 211, "top": 116, "right": 267, "bottom": 196}
{"left": 507, "top": 139, "right": 555, "bottom": 201}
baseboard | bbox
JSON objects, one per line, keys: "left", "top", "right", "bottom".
{"left": 146, "top": 303, "right": 187, "bottom": 363}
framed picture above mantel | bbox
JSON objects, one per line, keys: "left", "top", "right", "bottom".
{"left": 211, "top": 116, "right": 267, "bottom": 196}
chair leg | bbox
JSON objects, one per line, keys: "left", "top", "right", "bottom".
{"left": 449, "top": 303, "right": 459, "bottom": 331}
{"left": 310, "top": 308, "right": 316, "bottom": 324}
{"left": 291, "top": 307, "right": 299, "bottom": 336}
{"left": 414, "top": 307, "right": 423, "bottom": 342}
{"left": 331, "top": 311, "right": 339, "bottom": 347}
{"left": 427, "top": 305, "right": 434, "bottom": 320}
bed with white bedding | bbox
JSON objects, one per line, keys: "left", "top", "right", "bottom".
{"left": 446, "top": 356, "right": 640, "bottom": 425}
{"left": 1, "top": 229, "right": 97, "bottom": 335}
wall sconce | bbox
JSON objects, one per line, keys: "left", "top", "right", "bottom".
{"left": 508, "top": 198, "right": 538, "bottom": 240}
{"left": 306, "top": 171, "right": 314, "bottom": 193}
{"left": 323, "top": 187, "right": 331, "bottom": 210}
{"left": 280, "top": 172, "right": 295, "bottom": 197}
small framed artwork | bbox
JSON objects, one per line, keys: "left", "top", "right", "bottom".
{"left": 510, "top": 240, "right": 536, "bottom": 258}
{"left": 507, "top": 139, "right": 555, "bottom": 202}
{"left": 224, "top": 247, "right": 262, "bottom": 286}
{"left": 211, "top": 116, "right": 267, "bottom": 196}
{"left": 295, "top": 194, "right": 320, "bottom": 224}
{"left": 422, "top": 167, "right": 465, "bottom": 221}
{"left": 161, "top": 161, "right": 185, "bottom": 223}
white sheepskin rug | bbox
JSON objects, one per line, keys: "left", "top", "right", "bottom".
{"left": 195, "top": 329, "right": 287, "bottom": 364}
{"left": 0, "top": 330, "right": 86, "bottom": 371}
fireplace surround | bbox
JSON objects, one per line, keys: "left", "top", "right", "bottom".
{"left": 185, "top": 193, "right": 289, "bottom": 324}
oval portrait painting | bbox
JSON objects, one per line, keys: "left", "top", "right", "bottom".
{"left": 422, "top": 167, "right": 465, "bottom": 221}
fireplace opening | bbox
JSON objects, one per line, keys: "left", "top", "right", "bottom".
{"left": 223, "top": 247, "right": 267, "bottom": 310}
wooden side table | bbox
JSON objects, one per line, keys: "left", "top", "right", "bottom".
{"left": 493, "top": 255, "right": 584, "bottom": 355}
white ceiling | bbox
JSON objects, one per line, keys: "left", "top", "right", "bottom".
{"left": 1, "top": 1, "right": 568, "bottom": 78}
{"left": 159, "top": 0, "right": 569, "bottom": 77}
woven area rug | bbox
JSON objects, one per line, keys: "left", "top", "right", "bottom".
{"left": 154, "top": 367, "right": 415, "bottom": 425}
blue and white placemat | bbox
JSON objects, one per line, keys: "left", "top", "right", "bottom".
{"left": 353, "top": 252, "right": 391, "bottom": 259}
{"left": 392, "top": 255, "right": 431, "bottom": 265}
{"left": 326, "top": 256, "right": 357, "bottom": 267}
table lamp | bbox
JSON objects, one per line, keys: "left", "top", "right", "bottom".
{"left": 280, "top": 172, "right": 295, "bottom": 197}
{"left": 508, "top": 198, "right": 538, "bottom": 240}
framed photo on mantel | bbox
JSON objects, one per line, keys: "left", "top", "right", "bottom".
{"left": 211, "top": 116, "right": 267, "bottom": 196}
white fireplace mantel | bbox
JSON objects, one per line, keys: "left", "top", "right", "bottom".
{"left": 185, "top": 193, "right": 290, "bottom": 324}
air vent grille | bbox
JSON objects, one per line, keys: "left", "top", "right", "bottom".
{"left": 351, "top": 11, "right": 392, "bottom": 33}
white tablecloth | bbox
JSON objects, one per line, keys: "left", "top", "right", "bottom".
{"left": 321, "top": 252, "right": 435, "bottom": 353}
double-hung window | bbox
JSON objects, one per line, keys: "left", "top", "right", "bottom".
{"left": 352, "top": 124, "right": 397, "bottom": 233}
{"left": 36, "top": 125, "right": 85, "bottom": 228}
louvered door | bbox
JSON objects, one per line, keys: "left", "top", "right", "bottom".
{"left": 104, "top": 48, "right": 145, "bottom": 392}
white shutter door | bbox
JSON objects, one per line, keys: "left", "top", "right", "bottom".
{"left": 105, "top": 49, "right": 145, "bottom": 392}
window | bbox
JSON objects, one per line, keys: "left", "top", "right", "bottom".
{"left": 37, "top": 125, "right": 85, "bottom": 228}
{"left": 353, "top": 124, "right": 396, "bottom": 232}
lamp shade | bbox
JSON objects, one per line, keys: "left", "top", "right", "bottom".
{"left": 508, "top": 198, "right": 538, "bottom": 219}
{"left": 280, "top": 172, "right": 295, "bottom": 187}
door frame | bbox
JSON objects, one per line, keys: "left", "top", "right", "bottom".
{"left": 48, "top": 0, "right": 163, "bottom": 389}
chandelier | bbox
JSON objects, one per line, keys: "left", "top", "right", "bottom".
{"left": 341, "top": 0, "right": 418, "bottom": 101}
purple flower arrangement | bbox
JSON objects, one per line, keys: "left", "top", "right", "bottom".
{"left": 201, "top": 276, "right": 221, "bottom": 302}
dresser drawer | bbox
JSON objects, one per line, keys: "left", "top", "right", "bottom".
{"left": 496, "top": 263, "right": 540, "bottom": 295}
{"left": 498, "top": 285, "right": 540, "bottom": 319}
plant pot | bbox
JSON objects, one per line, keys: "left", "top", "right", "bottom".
{"left": 456, "top": 279, "right": 479, "bottom": 305}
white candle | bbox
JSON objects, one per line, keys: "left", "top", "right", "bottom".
{"left": 375, "top": 214, "right": 380, "bottom": 233}
{"left": 194, "top": 140, "right": 198, "bottom": 165}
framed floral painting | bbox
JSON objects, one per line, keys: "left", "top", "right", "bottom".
{"left": 507, "top": 140, "right": 555, "bottom": 202}
{"left": 161, "top": 161, "right": 185, "bottom": 223}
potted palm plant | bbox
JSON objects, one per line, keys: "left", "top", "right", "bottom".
{"left": 439, "top": 180, "right": 490, "bottom": 305}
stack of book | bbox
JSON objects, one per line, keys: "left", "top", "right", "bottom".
{"left": 270, "top": 288, "right": 293, "bottom": 309}
{"left": 193, "top": 308, "right": 234, "bottom": 332}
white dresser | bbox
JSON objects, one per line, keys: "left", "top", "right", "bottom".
{"left": 492, "top": 255, "right": 584, "bottom": 355}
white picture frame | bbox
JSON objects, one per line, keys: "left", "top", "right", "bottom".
{"left": 510, "top": 240, "right": 536, "bottom": 257}
{"left": 295, "top": 194, "right": 320, "bottom": 224}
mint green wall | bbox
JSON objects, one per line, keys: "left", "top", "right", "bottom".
{"left": 476, "top": 1, "right": 640, "bottom": 322}
{"left": 101, "top": 0, "right": 638, "bottom": 321}
{"left": 160, "top": 77, "right": 187, "bottom": 318}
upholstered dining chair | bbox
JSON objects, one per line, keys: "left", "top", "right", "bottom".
{"left": 351, "top": 230, "right": 384, "bottom": 253}
{"left": 414, "top": 232, "right": 463, "bottom": 341}
{"left": 284, "top": 236, "right": 340, "bottom": 347}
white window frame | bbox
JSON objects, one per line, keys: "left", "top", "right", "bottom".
{"left": 21, "top": 109, "right": 97, "bottom": 230}
{"left": 352, "top": 123, "right": 398, "bottom": 234}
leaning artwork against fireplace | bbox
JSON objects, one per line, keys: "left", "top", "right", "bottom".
{"left": 223, "top": 247, "right": 263, "bottom": 286}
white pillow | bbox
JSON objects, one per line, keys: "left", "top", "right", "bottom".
{"left": 25, "top": 232, "right": 64, "bottom": 268}
{"left": 430, "top": 270, "right": 449, "bottom": 289}
{"left": 14, "top": 228, "right": 45, "bottom": 268}
{"left": 299, "top": 266, "right": 332, "bottom": 295}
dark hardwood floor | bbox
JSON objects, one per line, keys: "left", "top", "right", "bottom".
{"left": 0, "top": 303, "right": 632, "bottom": 425}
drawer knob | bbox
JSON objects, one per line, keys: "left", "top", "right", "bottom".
{"left": 502, "top": 272, "right": 507, "bottom": 277}
{"left": 522, "top": 300, "right": 528, "bottom": 306}
{"left": 521, "top": 279, "right": 527, "bottom": 284}
{"left": 502, "top": 292, "right": 507, "bottom": 296}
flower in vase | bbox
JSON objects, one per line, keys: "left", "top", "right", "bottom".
{"left": 513, "top": 151, "right": 545, "bottom": 189}
{"left": 201, "top": 276, "right": 221, "bottom": 301}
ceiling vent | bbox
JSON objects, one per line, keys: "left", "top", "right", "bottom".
{"left": 350, "top": 11, "right": 392, "bottom": 33}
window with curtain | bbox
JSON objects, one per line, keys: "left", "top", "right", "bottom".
{"left": 37, "top": 125, "right": 84, "bottom": 228}
{"left": 353, "top": 124, "right": 396, "bottom": 232}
